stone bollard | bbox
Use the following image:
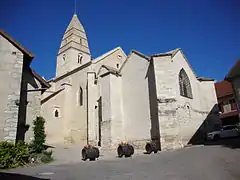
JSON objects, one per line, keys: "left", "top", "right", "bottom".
{"left": 81, "top": 145, "right": 100, "bottom": 161}
{"left": 117, "top": 143, "right": 134, "bottom": 158}
{"left": 145, "top": 141, "right": 159, "bottom": 154}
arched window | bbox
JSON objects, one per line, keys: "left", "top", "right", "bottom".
{"left": 179, "top": 69, "right": 193, "bottom": 99}
{"left": 79, "top": 87, "right": 83, "bottom": 106}
{"left": 78, "top": 53, "right": 83, "bottom": 64}
{"left": 55, "top": 109, "right": 59, "bottom": 117}
{"left": 63, "top": 54, "right": 66, "bottom": 61}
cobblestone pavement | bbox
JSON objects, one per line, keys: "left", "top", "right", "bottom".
{"left": 1, "top": 145, "right": 240, "bottom": 180}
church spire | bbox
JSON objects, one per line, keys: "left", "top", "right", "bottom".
{"left": 58, "top": 14, "right": 90, "bottom": 55}
{"left": 56, "top": 13, "right": 91, "bottom": 77}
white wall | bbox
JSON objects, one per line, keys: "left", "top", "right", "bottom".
{"left": 99, "top": 74, "right": 111, "bottom": 148}
{"left": 109, "top": 75, "right": 124, "bottom": 147}
{"left": 121, "top": 53, "right": 151, "bottom": 148}
{"left": 153, "top": 50, "right": 218, "bottom": 150}
{"left": 56, "top": 48, "right": 90, "bottom": 77}
{"left": 41, "top": 65, "right": 90, "bottom": 145}
{"left": 92, "top": 48, "right": 126, "bottom": 72}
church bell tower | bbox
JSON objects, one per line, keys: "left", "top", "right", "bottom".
{"left": 56, "top": 14, "right": 91, "bottom": 77}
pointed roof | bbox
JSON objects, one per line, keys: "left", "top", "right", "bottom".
{"left": 58, "top": 14, "right": 90, "bottom": 55}
{"left": 65, "top": 14, "right": 85, "bottom": 33}
{"left": 92, "top": 47, "right": 127, "bottom": 64}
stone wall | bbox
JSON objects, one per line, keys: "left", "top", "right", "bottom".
{"left": 24, "top": 69, "right": 42, "bottom": 143}
{"left": 153, "top": 50, "right": 218, "bottom": 151}
{"left": 0, "top": 34, "right": 24, "bottom": 142}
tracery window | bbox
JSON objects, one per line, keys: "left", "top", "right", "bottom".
{"left": 179, "top": 68, "right": 193, "bottom": 99}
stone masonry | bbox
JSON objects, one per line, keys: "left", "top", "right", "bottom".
{"left": 2, "top": 51, "right": 23, "bottom": 142}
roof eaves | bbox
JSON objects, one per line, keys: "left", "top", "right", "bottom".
{"left": 151, "top": 48, "right": 181, "bottom": 58}
{"left": 197, "top": 77, "right": 215, "bottom": 82}
{"left": 98, "top": 65, "right": 121, "bottom": 77}
{"left": 31, "top": 69, "right": 51, "bottom": 88}
{"left": 52, "top": 61, "right": 92, "bottom": 82}
{"left": 225, "top": 60, "right": 240, "bottom": 80}
{"left": 131, "top": 50, "right": 151, "bottom": 61}
{"left": 41, "top": 88, "right": 65, "bottom": 105}
{"left": 0, "top": 29, "right": 35, "bottom": 59}
{"left": 93, "top": 47, "right": 126, "bottom": 64}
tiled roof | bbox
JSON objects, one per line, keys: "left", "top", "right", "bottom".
{"left": 225, "top": 60, "right": 240, "bottom": 80}
{"left": 215, "top": 80, "right": 233, "bottom": 98}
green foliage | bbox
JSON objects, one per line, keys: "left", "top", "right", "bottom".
{"left": 0, "top": 117, "right": 54, "bottom": 169}
{"left": 31, "top": 116, "right": 46, "bottom": 153}
{"left": 0, "top": 141, "right": 30, "bottom": 169}
{"left": 41, "top": 150, "right": 53, "bottom": 163}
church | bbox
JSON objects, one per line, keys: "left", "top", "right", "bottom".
{"left": 41, "top": 13, "right": 218, "bottom": 150}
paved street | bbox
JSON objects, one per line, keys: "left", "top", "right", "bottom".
{"left": 1, "top": 145, "right": 240, "bottom": 180}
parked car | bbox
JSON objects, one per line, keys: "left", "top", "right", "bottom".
{"left": 207, "top": 125, "right": 240, "bottom": 140}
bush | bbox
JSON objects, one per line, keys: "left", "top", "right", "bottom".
{"left": 41, "top": 150, "right": 53, "bottom": 163}
{"left": 0, "top": 141, "right": 30, "bottom": 169}
{"left": 31, "top": 116, "right": 46, "bottom": 153}
{"left": 0, "top": 116, "right": 53, "bottom": 169}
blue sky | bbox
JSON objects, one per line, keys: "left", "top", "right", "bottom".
{"left": 1, "top": 0, "right": 239, "bottom": 81}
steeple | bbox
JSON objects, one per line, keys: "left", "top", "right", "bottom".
{"left": 56, "top": 14, "right": 91, "bottom": 77}
{"left": 58, "top": 14, "right": 90, "bottom": 55}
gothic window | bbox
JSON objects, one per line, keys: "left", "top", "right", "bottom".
{"left": 55, "top": 109, "right": 59, "bottom": 117}
{"left": 179, "top": 68, "right": 193, "bottom": 99}
{"left": 78, "top": 53, "right": 83, "bottom": 64}
{"left": 63, "top": 54, "right": 66, "bottom": 61}
{"left": 79, "top": 87, "right": 83, "bottom": 106}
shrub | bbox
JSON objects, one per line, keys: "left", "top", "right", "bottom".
{"left": 0, "top": 141, "right": 30, "bottom": 169}
{"left": 41, "top": 150, "right": 53, "bottom": 163}
{"left": 31, "top": 116, "right": 46, "bottom": 153}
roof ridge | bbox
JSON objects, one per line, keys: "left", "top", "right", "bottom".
{"left": 92, "top": 46, "right": 126, "bottom": 63}
{"left": 151, "top": 48, "right": 181, "bottom": 57}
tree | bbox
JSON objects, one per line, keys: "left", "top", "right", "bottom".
{"left": 31, "top": 116, "right": 46, "bottom": 153}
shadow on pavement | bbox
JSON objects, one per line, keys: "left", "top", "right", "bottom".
{"left": 187, "top": 104, "right": 240, "bottom": 149}
{"left": 0, "top": 172, "right": 49, "bottom": 180}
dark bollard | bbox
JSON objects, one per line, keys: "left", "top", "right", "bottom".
{"left": 145, "top": 141, "right": 159, "bottom": 154}
{"left": 81, "top": 145, "right": 99, "bottom": 161}
{"left": 117, "top": 143, "right": 134, "bottom": 158}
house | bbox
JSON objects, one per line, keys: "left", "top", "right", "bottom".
{"left": 0, "top": 30, "right": 50, "bottom": 143}
{"left": 215, "top": 80, "right": 239, "bottom": 125}
{"left": 225, "top": 60, "right": 240, "bottom": 118}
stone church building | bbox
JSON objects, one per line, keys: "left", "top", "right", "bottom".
{"left": 40, "top": 14, "right": 218, "bottom": 150}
